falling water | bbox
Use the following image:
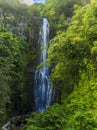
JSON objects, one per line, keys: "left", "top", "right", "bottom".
{"left": 34, "top": 18, "right": 53, "bottom": 112}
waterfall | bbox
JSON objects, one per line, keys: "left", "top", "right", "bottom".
{"left": 34, "top": 18, "right": 53, "bottom": 112}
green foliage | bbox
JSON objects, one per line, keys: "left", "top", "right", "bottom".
{"left": 1, "top": 0, "right": 97, "bottom": 129}
{"left": 22, "top": 104, "right": 66, "bottom": 130}
{"left": 41, "top": 0, "right": 89, "bottom": 38}
{"left": 63, "top": 72, "right": 97, "bottom": 130}
{"left": 0, "top": 26, "right": 29, "bottom": 123}
{"left": 0, "top": 0, "right": 41, "bottom": 47}
{"left": 48, "top": 0, "right": 97, "bottom": 99}
{"left": 24, "top": 1, "right": 97, "bottom": 130}
{"left": 0, "top": 0, "right": 44, "bottom": 125}
{"left": 36, "top": 62, "right": 45, "bottom": 69}
{"left": 23, "top": 74, "right": 97, "bottom": 129}
{"left": 23, "top": 73, "right": 97, "bottom": 129}
{"left": 0, "top": 0, "right": 42, "bottom": 123}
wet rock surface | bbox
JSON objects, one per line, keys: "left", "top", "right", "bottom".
{"left": 2, "top": 114, "right": 30, "bottom": 130}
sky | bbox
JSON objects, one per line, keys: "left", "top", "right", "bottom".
{"left": 20, "top": 0, "right": 45, "bottom": 5}
{"left": 33, "top": 0, "right": 45, "bottom": 4}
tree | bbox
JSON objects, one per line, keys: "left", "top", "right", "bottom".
{"left": 0, "top": 26, "right": 29, "bottom": 122}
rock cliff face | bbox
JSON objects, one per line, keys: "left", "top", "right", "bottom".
{"left": 24, "top": 60, "right": 38, "bottom": 112}
{"left": 23, "top": 19, "right": 42, "bottom": 112}
{"left": 0, "top": 2, "right": 42, "bottom": 47}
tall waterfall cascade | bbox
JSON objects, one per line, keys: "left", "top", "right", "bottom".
{"left": 34, "top": 18, "right": 53, "bottom": 112}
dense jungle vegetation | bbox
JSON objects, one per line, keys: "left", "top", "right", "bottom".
{"left": 0, "top": 0, "right": 41, "bottom": 124}
{"left": 1, "top": 0, "right": 97, "bottom": 130}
